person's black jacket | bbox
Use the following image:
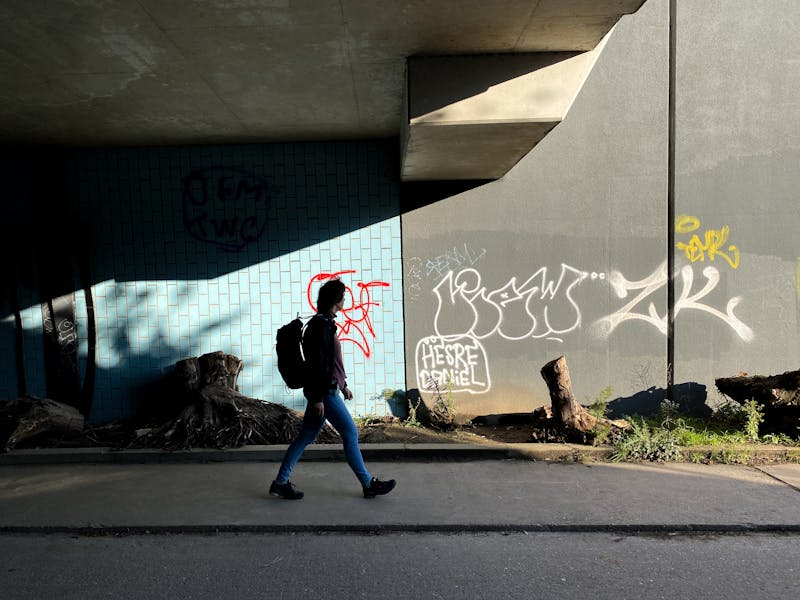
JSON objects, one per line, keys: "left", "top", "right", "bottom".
{"left": 302, "top": 313, "right": 337, "bottom": 403}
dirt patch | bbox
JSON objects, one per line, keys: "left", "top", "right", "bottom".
{"left": 357, "top": 421, "right": 537, "bottom": 445}
{"left": 5, "top": 416, "right": 538, "bottom": 451}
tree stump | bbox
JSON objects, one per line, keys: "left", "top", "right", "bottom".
{"left": 198, "top": 351, "right": 243, "bottom": 389}
{"left": 130, "top": 351, "right": 340, "bottom": 450}
{"left": 540, "top": 356, "right": 597, "bottom": 433}
{"left": 539, "top": 355, "right": 629, "bottom": 444}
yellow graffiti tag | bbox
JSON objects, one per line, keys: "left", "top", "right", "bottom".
{"left": 675, "top": 214, "right": 740, "bottom": 269}
{"left": 675, "top": 214, "right": 701, "bottom": 234}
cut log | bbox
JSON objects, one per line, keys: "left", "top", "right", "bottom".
{"left": 715, "top": 369, "right": 800, "bottom": 407}
{"left": 715, "top": 369, "right": 800, "bottom": 435}
{"left": 0, "top": 396, "right": 85, "bottom": 452}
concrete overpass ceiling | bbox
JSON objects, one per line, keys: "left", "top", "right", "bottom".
{"left": 0, "top": 1, "right": 647, "bottom": 150}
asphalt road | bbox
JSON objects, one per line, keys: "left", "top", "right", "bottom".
{"left": 2, "top": 530, "right": 798, "bottom": 600}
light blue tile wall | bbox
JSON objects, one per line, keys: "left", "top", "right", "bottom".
{"left": 0, "top": 141, "right": 405, "bottom": 423}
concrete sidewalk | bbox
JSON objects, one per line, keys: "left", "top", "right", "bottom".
{"left": 0, "top": 441, "right": 611, "bottom": 465}
{"left": 1, "top": 444, "right": 800, "bottom": 535}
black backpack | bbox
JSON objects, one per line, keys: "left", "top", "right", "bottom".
{"left": 275, "top": 317, "right": 309, "bottom": 389}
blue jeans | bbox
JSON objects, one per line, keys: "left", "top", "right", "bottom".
{"left": 275, "top": 389, "right": 372, "bottom": 487}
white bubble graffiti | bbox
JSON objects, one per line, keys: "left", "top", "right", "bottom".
{"left": 432, "top": 265, "right": 591, "bottom": 343}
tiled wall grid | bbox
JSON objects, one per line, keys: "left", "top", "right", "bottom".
{"left": 11, "top": 141, "right": 405, "bottom": 423}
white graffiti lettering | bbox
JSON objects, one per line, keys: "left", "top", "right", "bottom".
{"left": 425, "top": 244, "right": 487, "bottom": 278}
{"left": 57, "top": 318, "right": 78, "bottom": 345}
{"left": 431, "top": 265, "right": 590, "bottom": 343}
{"left": 592, "top": 262, "right": 753, "bottom": 341}
{"left": 406, "top": 256, "right": 424, "bottom": 301}
{"left": 415, "top": 335, "right": 491, "bottom": 394}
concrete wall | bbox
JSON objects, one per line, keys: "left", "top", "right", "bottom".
{"left": 672, "top": 0, "right": 800, "bottom": 401}
{"left": 2, "top": 0, "right": 798, "bottom": 425}
{"left": 402, "top": 0, "right": 800, "bottom": 420}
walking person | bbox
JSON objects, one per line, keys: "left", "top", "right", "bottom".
{"left": 270, "top": 277, "right": 396, "bottom": 500}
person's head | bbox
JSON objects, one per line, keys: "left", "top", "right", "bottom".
{"left": 317, "top": 278, "right": 346, "bottom": 315}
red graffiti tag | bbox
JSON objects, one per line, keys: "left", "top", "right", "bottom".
{"left": 307, "top": 270, "right": 389, "bottom": 358}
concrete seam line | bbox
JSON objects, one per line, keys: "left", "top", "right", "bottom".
{"left": 2, "top": 524, "right": 800, "bottom": 537}
{"left": 752, "top": 466, "right": 800, "bottom": 494}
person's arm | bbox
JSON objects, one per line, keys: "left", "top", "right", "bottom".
{"left": 303, "top": 315, "right": 336, "bottom": 413}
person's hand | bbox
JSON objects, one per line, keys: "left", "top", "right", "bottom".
{"left": 313, "top": 401, "right": 324, "bottom": 419}
{"left": 343, "top": 387, "right": 353, "bottom": 400}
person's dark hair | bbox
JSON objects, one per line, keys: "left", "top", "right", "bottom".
{"left": 317, "top": 278, "right": 346, "bottom": 314}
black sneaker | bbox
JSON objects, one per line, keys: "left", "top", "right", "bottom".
{"left": 363, "top": 477, "right": 396, "bottom": 498}
{"left": 269, "top": 480, "right": 304, "bottom": 500}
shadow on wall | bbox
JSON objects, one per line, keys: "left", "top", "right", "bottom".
{"left": 399, "top": 180, "right": 492, "bottom": 212}
{"left": 448, "top": 383, "right": 710, "bottom": 426}
{"left": 1, "top": 282, "right": 251, "bottom": 424}
{"left": 4, "top": 317, "right": 190, "bottom": 423}
{"left": 607, "top": 382, "right": 710, "bottom": 419}
{"left": 365, "top": 389, "right": 410, "bottom": 420}
{"left": 0, "top": 141, "right": 402, "bottom": 316}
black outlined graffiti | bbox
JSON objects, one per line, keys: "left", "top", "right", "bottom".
{"left": 182, "top": 167, "right": 270, "bottom": 251}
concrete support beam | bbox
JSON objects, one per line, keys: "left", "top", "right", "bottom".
{"left": 401, "top": 42, "right": 608, "bottom": 181}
